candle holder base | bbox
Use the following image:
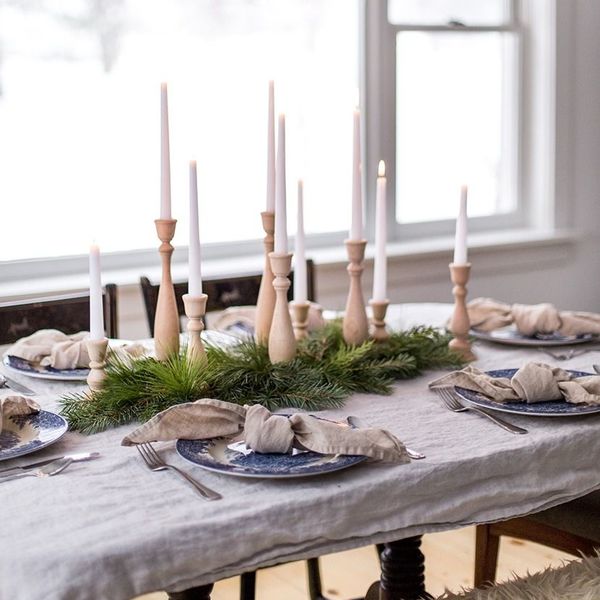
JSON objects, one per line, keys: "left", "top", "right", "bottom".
{"left": 183, "top": 293, "right": 208, "bottom": 364}
{"left": 291, "top": 301, "right": 310, "bottom": 341}
{"left": 154, "top": 219, "right": 180, "bottom": 361}
{"left": 369, "top": 299, "right": 390, "bottom": 342}
{"left": 343, "top": 239, "right": 369, "bottom": 346}
{"left": 449, "top": 263, "right": 476, "bottom": 362}
{"left": 268, "top": 252, "right": 296, "bottom": 363}
{"left": 255, "top": 211, "right": 276, "bottom": 345}
{"left": 86, "top": 337, "right": 109, "bottom": 392}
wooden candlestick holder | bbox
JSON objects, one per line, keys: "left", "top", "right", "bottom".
{"left": 268, "top": 252, "right": 296, "bottom": 363}
{"left": 154, "top": 219, "right": 180, "bottom": 361}
{"left": 291, "top": 301, "right": 310, "bottom": 341}
{"left": 255, "top": 211, "right": 276, "bottom": 345}
{"left": 369, "top": 299, "right": 390, "bottom": 342}
{"left": 86, "top": 337, "right": 109, "bottom": 392}
{"left": 343, "top": 239, "right": 369, "bottom": 345}
{"left": 182, "top": 293, "right": 208, "bottom": 364}
{"left": 449, "top": 263, "right": 476, "bottom": 361}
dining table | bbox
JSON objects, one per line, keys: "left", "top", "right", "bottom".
{"left": 3, "top": 302, "right": 600, "bottom": 600}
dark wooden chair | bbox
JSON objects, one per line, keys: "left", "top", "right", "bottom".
{"left": 0, "top": 284, "right": 119, "bottom": 344}
{"left": 474, "top": 492, "right": 600, "bottom": 586}
{"left": 140, "top": 260, "right": 315, "bottom": 336}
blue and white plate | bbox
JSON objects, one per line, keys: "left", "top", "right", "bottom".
{"left": 455, "top": 368, "right": 600, "bottom": 417}
{"left": 176, "top": 416, "right": 367, "bottom": 479}
{"left": 3, "top": 355, "right": 88, "bottom": 381}
{"left": 470, "top": 327, "right": 597, "bottom": 347}
{"left": 0, "top": 410, "right": 68, "bottom": 461}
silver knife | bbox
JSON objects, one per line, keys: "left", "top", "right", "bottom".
{"left": 0, "top": 452, "right": 100, "bottom": 476}
{"left": 0, "top": 374, "right": 36, "bottom": 396}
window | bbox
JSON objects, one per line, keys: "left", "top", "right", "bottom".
{"left": 0, "top": 0, "right": 359, "bottom": 263}
{"left": 365, "top": 0, "right": 524, "bottom": 238}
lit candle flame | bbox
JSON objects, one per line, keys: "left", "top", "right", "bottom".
{"left": 378, "top": 160, "right": 386, "bottom": 178}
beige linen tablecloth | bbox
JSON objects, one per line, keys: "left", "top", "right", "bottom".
{"left": 3, "top": 303, "right": 600, "bottom": 600}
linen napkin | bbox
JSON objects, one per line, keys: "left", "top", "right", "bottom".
{"left": 467, "top": 297, "right": 600, "bottom": 336}
{"left": 0, "top": 394, "right": 40, "bottom": 431}
{"left": 122, "top": 399, "right": 409, "bottom": 463}
{"left": 210, "top": 302, "right": 326, "bottom": 334}
{"left": 8, "top": 329, "right": 146, "bottom": 370}
{"left": 429, "top": 362, "right": 600, "bottom": 405}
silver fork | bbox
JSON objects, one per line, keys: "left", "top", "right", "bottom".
{"left": 435, "top": 387, "right": 528, "bottom": 435}
{"left": 538, "top": 348, "right": 590, "bottom": 361}
{"left": 136, "top": 443, "right": 222, "bottom": 501}
{"left": 0, "top": 457, "right": 73, "bottom": 483}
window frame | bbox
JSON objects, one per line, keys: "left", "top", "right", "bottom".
{"left": 362, "top": 0, "right": 527, "bottom": 243}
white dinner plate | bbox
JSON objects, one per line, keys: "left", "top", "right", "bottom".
{"left": 470, "top": 327, "right": 597, "bottom": 347}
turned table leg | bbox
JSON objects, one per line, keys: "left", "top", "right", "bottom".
{"left": 370, "top": 536, "right": 433, "bottom": 600}
{"left": 167, "top": 583, "right": 214, "bottom": 600}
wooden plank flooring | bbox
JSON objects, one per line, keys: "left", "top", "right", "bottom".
{"left": 137, "top": 526, "right": 573, "bottom": 599}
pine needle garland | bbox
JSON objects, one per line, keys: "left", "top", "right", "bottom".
{"left": 60, "top": 322, "right": 464, "bottom": 434}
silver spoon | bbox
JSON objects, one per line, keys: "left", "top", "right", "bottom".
{"left": 346, "top": 416, "right": 425, "bottom": 460}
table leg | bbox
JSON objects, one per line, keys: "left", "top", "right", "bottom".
{"left": 167, "top": 583, "right": 214, "bottom": 600}
{"left": 376, "top": 536, "right": 433, "bottom": 600}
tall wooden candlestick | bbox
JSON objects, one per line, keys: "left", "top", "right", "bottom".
{"left": 154, "top": 219, "right": 180, "bottom": 360}
{"left": 343, "top": 239, "right": 369, "bottom": 345}
{"left": 291, "top": 301, "right": 310, "bottom": 341}
{"left": 268, "top": 252, "right": 296, "bottom": 362}
{"left": 369, "top": 299, "right": 390, "bottom": 342}
{"left": 449, "top": 263, "right": 476, "bottom": 361}
{"left": 86, "top": 337, "right": 108, "bottom": 392}
{"left": 255, "top": 211, "right": 276, "bottom": 345}
{"left": 182, "top": 293, "right": 207, "bottom": 364}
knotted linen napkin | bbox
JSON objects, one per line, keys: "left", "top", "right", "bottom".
{"left": 122, "top": 398, "right": 409, "bottom": 463}
{"left": 467, "top": 297, "right": 600, "bottom": 337}
{"left": 429, "top": 363, "right": 600, "bottom": 405}
{"left": 210, "top": 302, "right": 326, "bottom": 334}
{"left": 0, "top": 394, "right": 40, "bottom": 431}
{"left": 7, "top": 329, "right": 146, "bottom": 370}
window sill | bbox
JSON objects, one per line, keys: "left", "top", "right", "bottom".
{"left": 0, "top": 228, "right": 577, "bottom": 301}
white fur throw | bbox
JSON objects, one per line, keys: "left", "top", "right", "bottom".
{"left": 437, "top": 554, "right": 600, "bottom": 600}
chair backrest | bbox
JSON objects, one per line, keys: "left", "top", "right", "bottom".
{"left": 0, "top": 284, "right": 119, "bottom": 344}
{"left": 140, "top": 260, "right": 315, "bottom": 336}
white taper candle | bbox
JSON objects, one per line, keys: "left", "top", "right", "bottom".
{"left": 266, "top": 81, "right": 276, "bottom": 213}
{"left": 160, "top": 83, "right": 172, "bottom": 220}
{"left": 350, "top": 108, "right": 363, "bottom": 240}
{"left": 89, "top": 244, "right": 104, "bottom": 340}
{"left": 294, "top": 180, "right": 307, "bottom": 303}
{"left": 373, "top": 161, "right": 387, "bottom": 302}
{"left": 188, "top": 160, "right": 202, "bottom": 296}
{"left": 274, "top": 113, "right": 288, "bottom": 254}
{"left": 453, "top": 185, "right": 468, "bottom": 265}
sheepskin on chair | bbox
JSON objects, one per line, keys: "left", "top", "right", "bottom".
{"left": 437, "top": 554, "right": 600, "bottom": 600}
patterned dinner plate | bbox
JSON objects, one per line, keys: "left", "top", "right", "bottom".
{"left": 2, "top": 355, "right": 89, "bottom": 381}
{"left": 470, "top": 327, "right": 597, "bottom": 347}
{"left": 455, "top": 368, "right": 600, "bottom": 417}
{"left": 0, "top": 410, "right": 68, "bottom": 461}
{"left": 176, "top": 416, "right": 367, "bottom": 479}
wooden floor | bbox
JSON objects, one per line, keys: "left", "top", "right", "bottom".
{"left": 137, "top": 526, "right": 573, "bottom": 599}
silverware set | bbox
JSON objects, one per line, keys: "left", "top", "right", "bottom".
{"left": 0, "top": 452, "right": 100, "bottom": 483}
{"left": 0, "top": 373, "right": 36, "bottom": 395}
{"left": 433, "top": 386, "right": 528, "bottom": 435}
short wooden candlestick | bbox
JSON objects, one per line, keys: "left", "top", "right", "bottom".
{"left": 268, "top": 252, "right": 296, "bottom": 363}
{"left": 343, "top": 239, "right": 369, "bottom": 346}
{"left": 255, "top": 211, "right": 276, "bottom": 345}
{"left": 291, "top": 301, "right": 310, "bottom": 341}
{"left": 369, "top": 299, "right": 390, "bottom": 342}
{"left": 449, "top": 263, "right": 476, "bottom": 362}
{"left": 86, "top": 337, "right": 109, "bottom": 392}
{"left": 182, "top": 293, "right": 208, "bottom": 364}
{"left": 154, "top": 219, "right": 180, "bottom": 361}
